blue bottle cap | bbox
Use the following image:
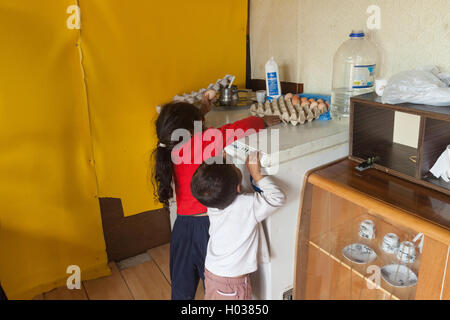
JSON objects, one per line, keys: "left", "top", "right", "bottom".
{"left": 350, "top": 31, "right": 365, "bottom": 38}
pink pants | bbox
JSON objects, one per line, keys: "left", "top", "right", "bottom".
{"left": 204, "top": 268, "right": 252, "bottom": 300}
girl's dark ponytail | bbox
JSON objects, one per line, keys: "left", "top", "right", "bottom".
{"left": 153, "top": 144, "right": 174, "bottom": 207}
{"left": 152, "top": 102, "right": 203, "bottom": 207}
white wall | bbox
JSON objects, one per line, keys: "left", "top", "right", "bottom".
{"left": 250, "top": 0, "right": 449, "bottom": 148}
{"left": 250, "top": 0, "right": 300, "bottom": 83}
{"left": 251, "top": 0, "right": 450, "bottom": 90}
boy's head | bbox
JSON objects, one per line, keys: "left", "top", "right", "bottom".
{"left": 191, "top": 162, "right": 242, "bottom": 210}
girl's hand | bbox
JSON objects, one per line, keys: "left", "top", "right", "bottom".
{"left": 246, "top": 152, "right": 264, "bottom": 182}
{"left": 261, "top": 116, "right": 281, "bottom": 128}
{"left": 200, "top": 90, "right": 217, "bottom": 115}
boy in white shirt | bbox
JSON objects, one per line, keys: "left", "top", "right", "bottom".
{"left": 190, "top": 153, "right": 286, "bottom": 300}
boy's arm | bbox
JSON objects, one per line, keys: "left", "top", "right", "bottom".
{"left": 252, "top": 176, "right": 286, "bottom": 222}
{"left": 246, "top": 152, "right": 286, "bottom": 222}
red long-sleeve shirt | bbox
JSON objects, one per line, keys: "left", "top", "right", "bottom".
{"left": 172, "top": 116, "right": 265, "bottom": 215}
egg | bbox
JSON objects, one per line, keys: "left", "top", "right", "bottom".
{"left": 317, "top": 99, "right": 324, "bottom": 103}
{"left": 292, "top": 95, "right": 300, "bottom": 106}
{"left": 284, "top": 93, "right": 293, "bottom": 100}
{"left": 318, "top": 102, "right": 327, "bottom": 113}
{"left": 301, "top": 101, "right": 310, "bottom": 108}
{"left": 300, "top": 97, "right": 308, "bottom": 102}
{"left": 308, "top": 98, "right": 315, "bottom": 104}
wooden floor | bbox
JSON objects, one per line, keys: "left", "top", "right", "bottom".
{"left": 33, "top": 243, "right": 204, "bottom": 300}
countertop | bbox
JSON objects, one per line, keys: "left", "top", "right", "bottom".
{"left": 205, "top": 107, "right": 350, "bottom": 167}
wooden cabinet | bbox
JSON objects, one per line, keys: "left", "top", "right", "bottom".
{"left": 293, "top": 159, "right": 450, "bottom": 300}
{"left": 350, "top": 93, "right": 450, "bottom": 195}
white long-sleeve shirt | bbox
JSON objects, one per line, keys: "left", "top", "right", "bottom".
{"left": 205, "top": 176, "right": 286, "bottom": 277}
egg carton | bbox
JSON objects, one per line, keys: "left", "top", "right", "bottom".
{"left": 172, "top": 75, "right": 235, "bottom": 104}
{"left": 250, "top": 94, "right": 331, "bottom": 125}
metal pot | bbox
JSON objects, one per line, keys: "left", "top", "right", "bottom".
{"left": 218, "top": 85, "right": 247, "bottom": 107}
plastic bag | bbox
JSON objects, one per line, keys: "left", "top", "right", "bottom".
{"left": 382, "top": 70, "right": 450, "bottom": 106}
{"left": 430, "top": 145, "right": 450, "bottom": 183}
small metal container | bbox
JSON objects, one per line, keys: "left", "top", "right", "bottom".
{"left": 218, "top": 85, "right": 247, "bottom": 107}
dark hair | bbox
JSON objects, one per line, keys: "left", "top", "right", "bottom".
{"left": 152, "top": 102, "right": 203, "bottom": 207}
{"left": 190, "top": 162, "right": 241, "bottom": 209}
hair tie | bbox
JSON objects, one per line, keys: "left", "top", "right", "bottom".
{"left": 159, "top": 142, "right": 167, "bottom": 148}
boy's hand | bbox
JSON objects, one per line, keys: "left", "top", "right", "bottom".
{"left": 246, "top": 152, "right": 264, "bottom": 182}
{"left": 200, "top": 90, "right": 217, "bottom": 115}
{"left": 261, "top": 116, "right": 281, "bottom": 128}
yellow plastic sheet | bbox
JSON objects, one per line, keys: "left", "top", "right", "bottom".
{"left": 0, "top": 0, "right": 109, "bottom": 299}
{"left": 79, "top": 0, "right": 248, "bottom": 216}
{"left": 0, "top": 0, "right": 247, "bottom": 299}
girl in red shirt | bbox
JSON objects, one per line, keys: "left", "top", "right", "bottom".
{"left": 152, "top": 92, "right": 280, "bottom": 299}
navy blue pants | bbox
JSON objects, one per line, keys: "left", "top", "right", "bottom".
{"left": 170, "top": 215, "right": 210, "bottom": 300}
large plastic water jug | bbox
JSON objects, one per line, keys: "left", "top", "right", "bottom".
{"left": 331, "top": 30, "right": 379, "bottom": 118}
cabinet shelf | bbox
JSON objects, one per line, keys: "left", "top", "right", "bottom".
{"left": 307, "top": 210, "right": 420, "bottom": 301}
{"left": 351, "top": 93, "right": 450, "bottom": 196}
{"left": 308, "top": 240, "right": 401, "bottom": 300}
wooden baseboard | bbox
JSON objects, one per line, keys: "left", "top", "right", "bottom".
{"left": 248, "top": 79, "right": 304, "bottom": 94}
{"left": 99, "top": 198, "right": 171, "bottom": 262}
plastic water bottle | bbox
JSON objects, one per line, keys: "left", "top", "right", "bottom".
{"left": 331, "top": 30, "right": 379, "bottom": 118}
{"left": 265, "top": 57, "right": 282, "bottom": 99}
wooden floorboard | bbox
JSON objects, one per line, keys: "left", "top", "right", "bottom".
{"left": 83, "top": 262, "right": 133, "bottom": 300}
{"left": 148, "top": 243, "right": 171, "bottom": 284}
{"left": 195, "top": 281, "right": 205, "bottom": 300}
{"left": 120, "top": 260, "right": 171, "bottom": 300}
{"left": 44, "top": 283, "right": 88, "bottom": 300}
{"left": 149, "top": 242, "right": 205, "bottom": 300}
{"left": 37, "top": 243, "right": 205, "bottom": 300}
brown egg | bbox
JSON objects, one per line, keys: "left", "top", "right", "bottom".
{"left": 318, "top": 102, "right": 327, "bottom": 113}
{"left": 301, "top": 101, "right": 310, "bottom": 108}
{"left": 317, "top": 99, "right": 324, "bottom": 103}
{"left": 308, "top": 98, "right": 315, "bottom": 104}
{"left": 300, "top": 97, "right": 308, "bottom": 102}
{"left": 284, "top": 93, "right": 293, "bottom": 100}
{"left": 292, "top": 95, "right": 300, "bottom": 106}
